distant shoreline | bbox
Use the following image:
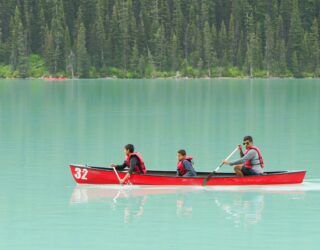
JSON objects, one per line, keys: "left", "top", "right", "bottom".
{"left": 0, "top": 76, "right": 319, "bottom": 80}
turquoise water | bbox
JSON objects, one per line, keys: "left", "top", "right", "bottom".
{"left": 0, "top": 79, "right": 320, "bottom": 250}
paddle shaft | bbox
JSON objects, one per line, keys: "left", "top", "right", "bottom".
{"left": 214, "top": 147, "right": 239, "bottom": 172}
{"left": 112, "top": 167, "right": 122, "bottom": 184}
{"left": 202, "top": 147, "right": 239, "bottom": 186}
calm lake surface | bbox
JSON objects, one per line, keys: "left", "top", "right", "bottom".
{"left": 0, "top": 79, "right": 320, "bottom": 250}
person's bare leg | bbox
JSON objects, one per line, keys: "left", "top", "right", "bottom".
{"left": 234, "top": 165, "right": 244, "bottom": 177}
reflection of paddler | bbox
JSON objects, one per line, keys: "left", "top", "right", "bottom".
{"left": 214, "top": 193, "right": 264, "bottom": 226}
{"left": 114, "top": 195, "right": 148, "bottom": 224}
{"left": 176, "top": 194, "right": 193, "bottom": 217}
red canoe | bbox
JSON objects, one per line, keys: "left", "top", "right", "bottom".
{"left": 69, "top": 164, "right": 306, "bottom": 186}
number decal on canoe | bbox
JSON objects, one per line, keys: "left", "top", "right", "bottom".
{"left": 74, "top": 168, "right": 88, "bottom": 180}
{"left": 82, "top": 169, "right": 88, "bottom": 180}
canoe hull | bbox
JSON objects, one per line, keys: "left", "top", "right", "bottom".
{"left": 69, "top": 165, "right": 306, "bottom": 186}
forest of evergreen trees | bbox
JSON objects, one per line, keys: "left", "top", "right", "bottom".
{"left": 0, "top": 0, "right": 320, "bottom": 78}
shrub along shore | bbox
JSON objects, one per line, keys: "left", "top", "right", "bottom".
{"left": 0, "top": 54, "right": 318, "bottom": 79}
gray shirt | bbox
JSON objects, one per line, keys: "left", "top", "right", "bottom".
{"left": 229, "top": 150, "right": 264, "bottom": 174}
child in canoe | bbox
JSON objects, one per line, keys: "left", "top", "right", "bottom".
{"left": 177, "top": 149, "right": 197, "bottom": 177}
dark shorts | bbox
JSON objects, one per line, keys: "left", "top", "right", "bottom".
{"left": 241, "top": 166, "right": 262, "bottom": 176}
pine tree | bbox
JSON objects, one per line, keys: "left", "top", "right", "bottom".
{"left": 110, "top": 4, "right": 121, "bottom": 67}
{"left": 64, "top": 26, "right": 74, "bottom": 77}
{"left": 136, "top": 12, "right": 147, "bottom": 57}
{"left": 0, "top": 23, "right": 3, "bottom": 63}
{"left": 308, "top": 18, "right": 319, "bottom": 74}
{"left": 94, "top": 0, "right": 107, "bottom": 68}
{"left": 188, "top": 21, "right": 200, "bottom": 68}
{"left": 291, "top": 51, "right": 300, "bottom": 77}
{"left": 219, "top": 21, "right": 228, "bottom": 66}
{"left": 130, "top": 41, "right": 139, "bottom": 72}
{"left": 23, "top": 0, "right": 32, "bottom": 54}
{"left": 170, "top": 34, "right": 179, "bottom": 71}
{"left": 76, "top": 22, "right": 89, "bottom": 78}
{"left": 211, "top": 24, "right": 219, "bottom": 67}
{"left": 44, "top": 25, "right": 55, "bottom": 74}
{"left": 246, "top": 31, "right": 261, "bottom": 77}
{"left": 203, "top": 22, "right": 213, "bottom": 76}
{"left": 279, "top": 39, "right": 287, "bottom": 75}
{"left": 264, "top": 15, "right": 275, "bottom": 75}
{"left": 10, "top": 6, "right": 29, "bottom": 77}
{"left": 287, "top": 0, "right": 304, "bottom": 71}
{"left": 171, "top": 0, "right": 184, "bottom": 60}
{"left": 159, "top": 0, "right": 170, "bottom": 37}
{"left": 9, "top": 14, "right": 18, "bottom": 69}
{"left": 153, "top": 24, "right": 167, "bottom": 71}
{"left": 51, "top": 0, "right": 66, "bottom": 73}
{"left": 228, "top": 14, "right": 236, "bottom": 66}
{"left": 279, "top": 0, "right": 292, "bottom": 43}
{"left": 16, "top": 19, "right": 29, "bottom": 77}
{"left": 117, "top": 0, "right": 130, "bottom": 70}
{"left": 30, "top": 0, "right": 46, "bottom": 54}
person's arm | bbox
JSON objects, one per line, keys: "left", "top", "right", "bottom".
{"left": 238, "top": 145, "right": 244, "bottom": 157}
{"left": 111, "top": 161, "right": 127, "bottom": 170}
{"left": 228, "top": 150, "right": 256, "bottom": 166}
{"left": 120, "top": 156, "right": 138, "bottom": 184}
{"left": 183, "top": 171, "right": 195, "bottom": 177}
{"left": 182, "top": 160, "right": 196, "bottom": 176}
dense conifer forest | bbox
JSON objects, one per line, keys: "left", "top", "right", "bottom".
{"left": 0, "top": 0, "right": 320, "bottom": 78}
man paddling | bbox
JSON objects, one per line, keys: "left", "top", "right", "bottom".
{"left": 223, "top": 136, "right": 264, "bottom": 177}
{"left": 111, "top": 144, "right": 147, "bottom": 184}
{"left": 176, "top": 149, "right": 197, "bottom": 177}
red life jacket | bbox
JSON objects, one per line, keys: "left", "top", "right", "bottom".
{"left": 177, "top": 156, "right": 193, "bottom": 176}
{"left": 125, "top": 152, "right": 147, "bottom": 174}
{"left": 244, "top": 146, "right": 264, "bottom": 169}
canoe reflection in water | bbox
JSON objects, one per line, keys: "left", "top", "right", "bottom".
{"left": 70, "top": 185, "right": 197, "bottom": 204}
{"left": 69, "top": 184, "right": 315, "bottom": 225}
{"left": 70, "top": 185, "right": 200, "bottom": 221}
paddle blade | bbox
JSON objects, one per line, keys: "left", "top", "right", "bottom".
{"left": 202, "top": 173, "right": 213, "bottom": 186}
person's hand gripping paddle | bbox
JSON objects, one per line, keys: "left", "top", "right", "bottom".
{"left": 202, "top": 147, "right": 239, "bottom": 186}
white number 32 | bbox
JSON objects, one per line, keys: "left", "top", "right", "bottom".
{"left": 74, "top": 168, "right": 88, "bottom": 180}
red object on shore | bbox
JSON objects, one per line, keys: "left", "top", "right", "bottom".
{"left": 69, "top": 164, "right": 306, "bottom": 186}
{"left": 43, "top": 77, "right": 68, "bottom": 81}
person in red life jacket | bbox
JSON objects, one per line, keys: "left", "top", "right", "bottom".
{"left": 223, "top": 136, "right": 264, "bottom": 177}
{"left": 176, "top": 149, "right": 197, "bottom": 177}
{"left": 111, "top": 144, "right": 147, "bottom": 184}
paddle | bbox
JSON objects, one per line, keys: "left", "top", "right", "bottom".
{"left": 202, "top": 147, "right": 239, "bottom": 186}
{"left": 112, "top": 167, "right": 122, "bottom": 184}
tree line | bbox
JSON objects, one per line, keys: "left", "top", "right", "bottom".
{"left": 0, "top": 0, "right": 320, "bottom": 78}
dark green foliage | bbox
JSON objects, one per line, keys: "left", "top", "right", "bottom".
{"left": 76, "top": 22, "right": 89, "bottom": 78}
{"left": 10, "top": 7, "right": 29, "bottom": 77}
{"left": 287, "top": 0, "right": 304, "bottom": 72}
{"left": 0, "top": 0, "right": 320, "bottom": 78}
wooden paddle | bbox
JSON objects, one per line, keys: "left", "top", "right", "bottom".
{"left": 112, "top": 167, "right": 122, "bottom": 184}
{"left": 202, "top": 147, "right": 239, "bottom": 186}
